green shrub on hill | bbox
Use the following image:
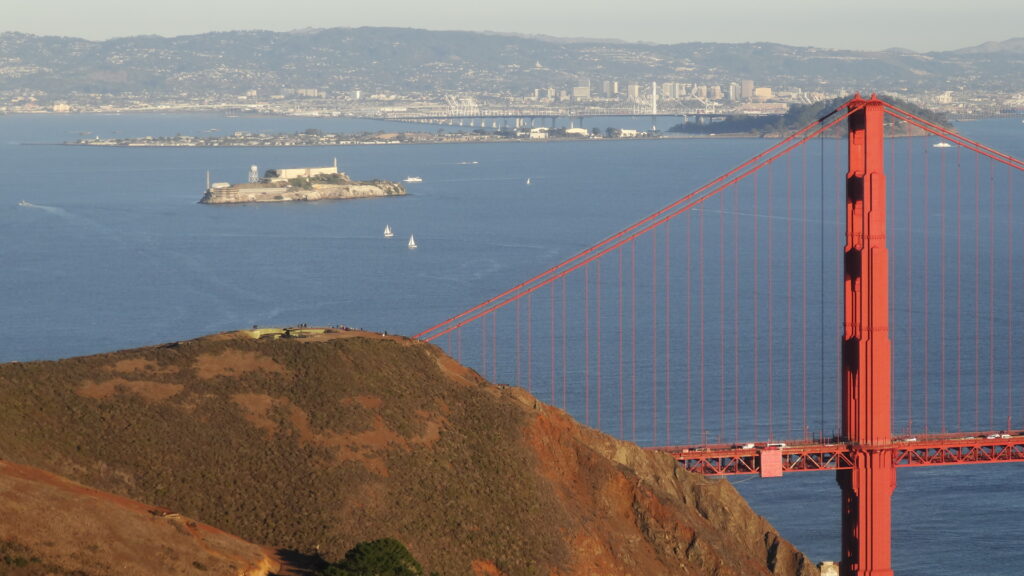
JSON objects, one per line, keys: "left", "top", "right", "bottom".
{"left": 318, "top": 538, "right": 423, "bottom": 576}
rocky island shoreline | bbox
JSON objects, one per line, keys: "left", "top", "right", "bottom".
{"left": 200, "top": 161, "right": 405, "bottom": 204}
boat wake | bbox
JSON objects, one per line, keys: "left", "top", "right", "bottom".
{"left": 17, "top": 201, "right": 68, "bottom": 216}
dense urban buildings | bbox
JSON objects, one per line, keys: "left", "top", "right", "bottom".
{"left": 2, "top": 28, "right": 1022, "bottom": 118}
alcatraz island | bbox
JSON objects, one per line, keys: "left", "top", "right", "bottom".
{"left": 200, "top": 159, "right": 405, "bottom": 204}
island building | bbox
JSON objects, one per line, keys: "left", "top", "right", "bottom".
{"left": 264, "top": 159, "right": 341, "bottom": 181}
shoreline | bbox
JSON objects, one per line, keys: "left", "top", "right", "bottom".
{"left": 43, "top": 129, "right": 943, "bottom": 147}
{"left": 43, "top": 133, "right": 772, "bottom": 148}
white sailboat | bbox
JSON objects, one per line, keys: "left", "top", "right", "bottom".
{"left": 384, "top": 224, "right": 394, "bottom": 238}
{"left": 408, "top": 234, "right": 417, "bottom": 249}
{"left": 526, "top": 177, "right": 532, "bottom": 185}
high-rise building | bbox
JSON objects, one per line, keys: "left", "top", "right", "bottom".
{"left": 741, "top": 80, "right": 755, "bottom": 100}
{"left": 572, "top": 85, "right": 591, "bottom": 101}
{"left": 627, "top": 83, "right": 641, "bottom": 101}
{"left": 709, "top": 85, "right": 723, "bottom": 100}
{"left": 728, "top": 82, "right": 741, "bottom": 101}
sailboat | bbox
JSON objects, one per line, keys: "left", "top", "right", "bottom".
{"left": 408, "top": 235, "right": 417, "bottom": 249}
{"left": 526, "top": 177, "right": 532, "bottom": 185}
{"left": 384, "top": 224, "right": 394, "bottom": 238}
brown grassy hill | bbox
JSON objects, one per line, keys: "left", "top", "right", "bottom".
{"left": 0, "top": 459, "right": 284, "bottom": 575}
{"left": 0, "top": 329, "right": 818, "bottom": 576}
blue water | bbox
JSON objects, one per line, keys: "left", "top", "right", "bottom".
{"left": 1, "top": 113, "right": 1022, "bottom": 574}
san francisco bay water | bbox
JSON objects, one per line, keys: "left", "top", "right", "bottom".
{"left": 1, "top": 112, "right": 1022, "bottom": 574}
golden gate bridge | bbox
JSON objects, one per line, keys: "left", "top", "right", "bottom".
{"left": 415, "top": 95, "right": 1024, "bottom": 575}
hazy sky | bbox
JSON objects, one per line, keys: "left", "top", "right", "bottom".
{"left": 4, "top": 0, "right": 1021, "bottom": 52}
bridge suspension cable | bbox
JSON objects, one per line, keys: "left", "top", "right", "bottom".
{"left": 418, "top": 97, "right": 1024, "bottom": 458}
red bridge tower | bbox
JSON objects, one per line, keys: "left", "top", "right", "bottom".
{"left": 839, "top": 95, "right": 895, "bottom": 576}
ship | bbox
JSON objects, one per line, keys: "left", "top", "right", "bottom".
{"left": 201, "top": 159, "right": 406, "bottom": 204}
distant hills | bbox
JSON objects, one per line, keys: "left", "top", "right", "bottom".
{"left": 953, "top": 37, "right": 1024, "bottom": 55}
{"left": 1, "top": 27, "right": 1022, "bottom": 98}
{"left": 0, "top": 330, "right": 817, "bottom": 575}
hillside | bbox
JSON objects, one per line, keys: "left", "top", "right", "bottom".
{"left": 0, "top": 329, "right": 818, "bottom": 575}
{"left": 0, "top": 459, "right": 289, "bottom": 575}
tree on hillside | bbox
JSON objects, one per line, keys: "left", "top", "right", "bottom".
{"left": 318, "top": 538, "right": 424, "bottom": 576}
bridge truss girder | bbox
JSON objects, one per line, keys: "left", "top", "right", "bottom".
{"left": 665, "top": 437, "right": 1024, "bottom": 475}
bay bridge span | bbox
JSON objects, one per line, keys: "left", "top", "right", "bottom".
{"left": 415, "top": 95, "right": 1024, "bottom": 575}
{"left": 375, "top": 103, "right": 724, "bottom": 128}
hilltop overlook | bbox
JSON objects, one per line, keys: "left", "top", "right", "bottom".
{"left": 0, "top": 329, "right": 818, "bottom": 575}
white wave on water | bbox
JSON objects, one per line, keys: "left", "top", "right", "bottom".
{"left": 16, "top": 201, "right": 70, "bottom": 217}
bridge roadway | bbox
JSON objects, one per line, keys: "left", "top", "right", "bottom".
{"left": 656, "top": 432, "right": 1024, "bottom": 476}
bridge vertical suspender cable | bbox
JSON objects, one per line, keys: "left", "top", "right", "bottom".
{"left": 974, "top": 152, "right": 980, "bottom": 432}
{"left": 906, "top": 135, "right": 914, "bottom": 434}
{"left": 665, "top": 223, "right": 672, "bottom": 445}
{"left": 1004, "top": 161, "right": 1012, "bottom": 429}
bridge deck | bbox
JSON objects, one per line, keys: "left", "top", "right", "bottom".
{"left": 656, "top": 432, "right": 1024, "bottom": 476}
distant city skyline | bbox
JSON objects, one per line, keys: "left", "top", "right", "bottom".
{"left": 3, "top": 0, "right": 1022, "bottom": 52}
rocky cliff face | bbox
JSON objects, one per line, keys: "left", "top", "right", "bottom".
{"left": 514, "top": 383, "right": 815, "bottom": 576}
{"left": 0, "top": 330, "right": 817, "bottom": 576}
